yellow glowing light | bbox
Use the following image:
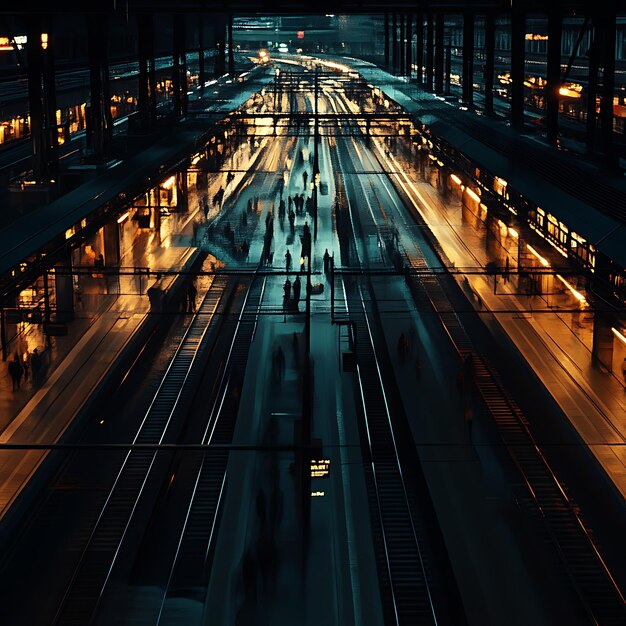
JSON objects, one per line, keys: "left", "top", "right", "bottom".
{"left": 526, "top": 244, "right": 550, "bottom": 267}
{"left": 556, "top": 274, "right": 586, "bottom": 304}
{"left": 162, "top": 175, "right": 176, "bottom": 190}
{"left": 466, "top": 188, "right": 481, "bottom": 203}
{"left": 41, "top": 33, "right": 48, "bottom": 49}
{"left": 117, "top": 212, "right": 130, "bottom": 224}
{"left": 450, "top": 174, "right": 462, "bottom": 185}
{"left": 612, "top": 328, "right": 626, "bottom": 346}
{"left": 508, "top": 227, "right": 519, "bottom": 238}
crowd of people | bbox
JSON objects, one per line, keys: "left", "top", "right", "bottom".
{"left": 7, "top": 347, "right": 44, "bottom": 392}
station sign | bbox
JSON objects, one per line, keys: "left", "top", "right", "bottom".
{"left": 311, "top": 459, "right": 330, "bottom": 478}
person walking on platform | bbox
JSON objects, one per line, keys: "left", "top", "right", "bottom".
{"left": 292, "top": 275, "right": 301, "bottom": 306}
{"left": 285, "top": 249, "right": 292, "bottom": 273}
{"left": 22, "top": 352, "right": 30, "bottom": 382}
{"left": 283, "top": 279, "right": 292, "bottom": 307}
{"left": 302, "top": 170, "right": 308, "bottom": 189}
{"left": 8, "top": 354, "right": 23, "bottom": 391}
{"left": 187, "top": 281, "right": 197, "bottom": 313}
{"left": 323, "top": 249, "right": 330, "bottom": 274}
{"left": 31, "top": 348, "right": 42, "bottom": 384}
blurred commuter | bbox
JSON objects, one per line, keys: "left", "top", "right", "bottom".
{"left": 285, "top": 249, "right": 292, "bottom": 273}
{"left": 8, "top": 354, "right": 23, "bottom": 391}
{"left": 31, "top": 348, "right": 42, "bottom": 384}
{"left": 292, "top": 275, "right": 301, "bottom": 306}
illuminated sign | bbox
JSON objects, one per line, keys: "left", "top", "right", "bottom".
{"left": 311, "top": 459, "right": 330, "bottom": 478}
{"left": 525, "top": 34, "right": 548, "bottom": 41}
{"left": 311, "top": 491, "right": 325, "bottom": 497}
{"left": 0, "top": 34, "right": 46, "bottom": 51}
{"left": 297, "top": 31, "right": 305, "bottom": 39}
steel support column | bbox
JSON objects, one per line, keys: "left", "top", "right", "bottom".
{"left": 26, "top": 16, "right": 46, "bottom": 181}
{"left": 198, "top": 15, "right": 206, "bottom": 91}
{"left": 399, "top": 13, "right": 405, "bottom": 76}
{"left": 434, "top": 13, "right": 445, "bottom": 94}
{"left": 228, "top": 13, "right": 235, "bottom": 78}
{"left": 546, "top": 9, "right": 562, "bottom": 145}
{"left": 415, "top": 11, "right": 423, "bottom": 85}
{"left": 392, "top": 13, "right": 398, "bottom": 74}
{"left": 172, "top": 15, "right": 187, "bottom": 119}
{"left": 586, "top": 19, "right": 599, "bottom": 155}
{"left": 137, "top": 14, "right": 151, "bottom": 130}
{"left": 462, "top": 13, "right": 474, "bottom": 105}
{"left": 405, "top": 13, "right": 412, "bottom": 78}
{"left": 214, "top": 15, "right": 226, "bottom": 77}
{"left": 484, "top": 11, "right": 495, "bottom": 114}
{"left": 87, "top": 15, "right": 112, "bottom": 157}
{"left": 384, "top": 13, "right": 390, "bottom": 68}
{"left": 511, "top": 8, "right": 526, "bottom": 129}
{"left": 55, "top": 254, "right": 74, "bottom": 323}
{"left": 426, "top": 13, "right": 434, "bottom": 90}
{"left": 599, "top": 10, "right": 617, "bottom": 169}
{"left": 42, "top": 16, "right": 58, "bottom": 172}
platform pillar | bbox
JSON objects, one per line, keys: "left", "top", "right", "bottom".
{"left": 214, "top": 15, "right": 226, "bottom": 77}
{"left": 510, "top": 8, "right": 525, "bottom": 129}
{"left": 434, "top": 13, "right": 445, "bottom": 94}
{"left": 405, "top": 14, "right": 412, "bottom": 78}
{"left": 415, "top": 11, "right": 423, "bottom": 84}
{"left": 399, "top": 14, "right": 405, "bottom": 76}
{"left": 172, "top": 14, "right": 187, "bottom": 119}
{"left": 392, "top": 13, "right": 398, "bottom": 74}
{"left": 586, "top": 21, "right": 599, "bottom": 156}
{"left": 26, "top": 17, "right": 46, "bottom": 182}
{"left": 104, "top": 221, "right": 121, "bottom": 267}
{"left": 546, "top": 9, "right": 562, "bottom": 145}
{"left": 87, "top": 15, "right": 112, "bottom": 158}
{"left": 55, "top": 253, "right": 74, "bottom": 323}
{"left": 425, "top": 13, "right": 434, "bottom": 90}
{"left": 42, "top": 17, "right": 58, "bottom": 173}
{"left": 592, "top": 313, "right": 615, "bottom": 371}
{"left": 599, "top": 10, "right": 617, "bottom": 170}
{"left": 462, "top": 13, "right": 474, "bottom": 105}
{"left": 176, "top": 170, "right": 188, "bottom": 211}
{"left": 198, "top": 14, "right": 206, "bottom": 91}
{"left": 137, "top": 14, "right": 151, "bottom": 131}
{"left": 228, "top": 14, "right": 235, "bottom": 78}
{"left": 484, "top": 11, "right": 495, "bottom": 114}
{"left": 384, "top": 13, "right": 390, "bottom": 69}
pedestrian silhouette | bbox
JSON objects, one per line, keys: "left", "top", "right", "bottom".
{"left": 292, "top": 275, "right": 301, "bottom": 306}
{"left": 285, "top": 249, "right": 292, "bottom": 273}
{"left": 8, "top": 354, "right": 23, "bottom": 391}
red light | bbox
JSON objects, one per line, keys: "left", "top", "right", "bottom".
{"left": 297, "top": 31, "right": 305, "bottom": 39}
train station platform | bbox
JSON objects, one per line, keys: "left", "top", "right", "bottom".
{"left": 0, "top": 244, "right": 205, "bottom": 523}
{"left": 0, "top": 65, "right": 273, "bottom": 278}
{"left": 371, "top": 136, "right": 626, "bottom": 501}
{"left": 313, "top": 53, "right": 626, "bottom": 269}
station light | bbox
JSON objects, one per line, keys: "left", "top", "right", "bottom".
{"left": 556, "top": 274, "right": 587, "bottom": 304}
{"left": 450, "top": 174, "right": 462, "bottom": 186}
{"left": 526, "top": 244, "right": 550, "bottom": 267}
{"left": 162, "top": 176, "right": 176, "bottom": 190}
{"left": 117, "top": 212, "right": 130, "bottom": 224}
{"left": 466, "top": 188, "right": 481, "bottom": 203}
{"left": 612, "top": 328, "right": 626, "bottom": 346}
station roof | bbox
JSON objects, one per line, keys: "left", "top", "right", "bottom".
{"left": 3, "top": 1, "right": 598, "bottom": 15}
{"left": 335, "top": 56, "right": 626, "bottom": 269}
{"left": 0, "top": 70, "right": 274, "bottom": 287}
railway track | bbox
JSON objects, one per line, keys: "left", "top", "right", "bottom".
{"left": 331, "top": 112, "right": 453, "bottom": 625}
{"left": 50, "top": 269, "right": 265, "bottom": 625}
{"left": 404, "top": 250, "right": 626, "bottom": 625}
